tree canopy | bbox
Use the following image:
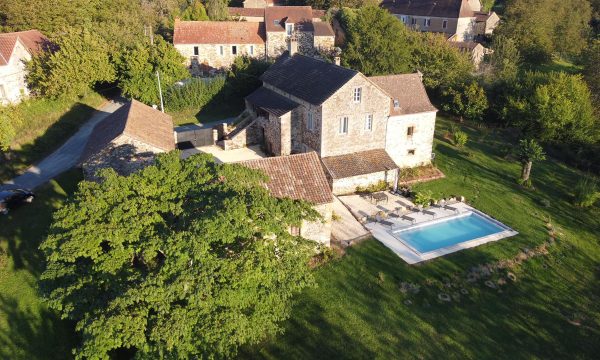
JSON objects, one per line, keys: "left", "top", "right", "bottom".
{"left": 206, "top": 0, "right": 229, "bottom": 21}
{"left": 0, "top": 106, "right": 20, "bottom": 151}
{"left": 180, "top": 0, "right": 209, "bottom": 21}
{"left": 40, "top": 152, "right": 319, "bottom": 359}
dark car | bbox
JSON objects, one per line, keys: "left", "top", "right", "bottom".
{"left": 0, "top": 187, "right": 35, "bottom": 215}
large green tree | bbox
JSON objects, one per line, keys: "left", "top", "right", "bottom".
{"left": 206, "top": 0, "right": 229, "bottom": 21}
{"left": 517, "top": 138, "right": 546, "bottom": 185}
{"left": 0, "top": 106, "right": 20, "bottom": 152}
{"left": 340, "top": 6, "right": 413, "bottom": 76}
{"left": 117, "top": 36, "right": 188, "bottom": 105}
{"left": 40, "top": 152, "right": 318, "bottom": 359}
{"left": 582, "top": 39, "right": 600, "bottom": 108}
{"left": 441, "top": 81, "right": 489, "bottom": 123}
{"left": 26, "top": 28, "right": 116, "bottom": 98}
{"left": 488, "top": 35, "right": 522, "bottom": 82}
{"left": 180, "top": 0, "right": 209, "bottom": 21}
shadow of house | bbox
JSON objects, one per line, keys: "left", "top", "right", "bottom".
{"left": 79, "top": 100, "right": 175, "bottom": 181}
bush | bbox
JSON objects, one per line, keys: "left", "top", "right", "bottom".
{"left": 453, "top": 130, "right": 468, "bottom": 147}
{"left": 413, "top": 190, "right": 434, "bottom": 207}
{"left": 573, "top": 176, "right": 600, "bottom": 207}
{"left": 165, "top": 77, "right": 227, "bottom": 111}
{"left": 356, "top": 180, "right": 388, "bottom": 193}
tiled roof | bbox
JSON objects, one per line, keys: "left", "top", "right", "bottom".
{"left": 260, "top": 53, "right": 357, "bottom": 105}
{"left": 173, "top": 20, "right": 265, "bottom": 45}
{"left": 368, "top": 74, "right": 437, "bottom": 116}
{"left": 265, "top": 6, "right": 314, "bottom": 32}
{"left": 227, "top": 7, "right": 264, "bottom": 18}
{"left": 313, "top": 21, "right": 335, "bottom": 36}
{"left": 0, "top": 29, "right": 48, "bottom": 66}
{"left": 312, "top": 9, "right": 326, "bottom": 18}
{"left": 80, "top": 100, "right": 175, "bottom": 163}
{"left": 239, "top": 152, "right": 333, "bottom": 205}
{"left": 474, "top": 11, "right": 493, "bottom": 22}
{"left": 245, "top": 86, "right": 300, "bottom": 117}
{"left": 321, "top": 149, "right": 398, "bottom": 179}
{"left": 381, "top": 0, "right": 475, "bottom": 18}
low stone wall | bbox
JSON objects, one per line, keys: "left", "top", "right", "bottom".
{"left": 301, "top": 202, "right": 333, "bottom": 246}
{"left": 222, "top": 117, "right": 264, "bottom": 151}
{"left": 331, "top": 170, "right": 397, "bottom": 195}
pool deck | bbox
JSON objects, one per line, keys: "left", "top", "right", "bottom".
{"left": 338, "top": 192, "right": 518, "bottom": 264}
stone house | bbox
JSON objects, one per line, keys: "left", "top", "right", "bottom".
{"left": 0, "top": 30, "right": 48, "bottom": 105}
{"left": 239, "top": 152, "right": 334, "bottom": 245}
{"left": 448, "top": 40, "right": 491, "bottom": 69}
{"left": 235, "top": 53, "right": 437, "bottom": 194}
{"left": 381, "top": 0, "right": 500, "bottom": 41}
{"left": 80, "top": 100, "right": 175, "bottom": 181}
{"left": 173, "top": 6, "right": 334, "bottom": 72}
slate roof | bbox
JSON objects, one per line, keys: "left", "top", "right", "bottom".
{"left": 260, "top": 53, "right": 357, "bottom": 105}
{"left": 381, "top": 0, "right": 476, "bottom": 18}
{"left": 173, "top": 20, "right": 265, "bottom": 44}
{"left": 239, "top": 152, "right": 333, "bottom": 205}
{"left": 321, "top": 149, "right": 399, "bottom": 179}
{"left": 368, "top": 74, "right": 437, "bottom": 116}
{"left": 0, "top": 30, "right": 48, "bottom": 66}
{"left": 265, "top": 6, "right": 315, "bottom": 32}
{"left": 313, "top": 21, "right": 335, "bottom": 36}
{"left": 245, "top": 87, "right": 300, "bottom": 117}
{"left": 80, "top": 100, "right": 175, "bottom": 163}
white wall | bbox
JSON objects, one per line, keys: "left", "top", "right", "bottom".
{"left": 0, "top": 40, "right": 31, "bottom": 105}
{"left": 385, "top": 111, "right": 436, "bottom": 168}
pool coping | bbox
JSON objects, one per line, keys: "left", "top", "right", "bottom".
{"left": 365, "top": 205, "right": 518, "bottom": 264}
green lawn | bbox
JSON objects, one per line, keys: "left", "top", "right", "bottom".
{"left": 247, "top": 117, "right": 600, "bottom": 359}
{"left": 1, "top": 92, "right": 106, "bottom": 181}
{"left": 167, "top": 99, "right": 244, "bottom": 126}
{"left": 0, "top": 170, "right": 82, "bottom": 359}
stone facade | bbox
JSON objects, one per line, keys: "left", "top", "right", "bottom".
{"left": 0, "top": 40, "right": 31, "bottom": 105}
{"left": 385, "top": 111, "right": 437, "bottom": 168}
{"left": 221, "top": 118, "right": 264, "bottom": 150}
{"left": 314, "top": 35, "right": 335, "bottom": 52}
{"left": 176, "top": 43, "right": 266, "bottom": 71}
{"left": 301, "top": 202, "right": 333, "bottom": 246}
{"left": 82, "top": 136, "right": 166, "bottom": 181}
{"left": 330, "top": 170, "right": 398, "bottom": 195}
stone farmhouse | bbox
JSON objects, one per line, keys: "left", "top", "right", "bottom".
{"left": 221, "top": 53, "right": 437, "bottom": 194}
{"left": 80, "top": 100, "right": 175, "bottom": 181}
{"left": 0, "top": 30, "right": 48, "bottom": 105}
{"left": 240, "top": 152, "right": 333, "bottom": 245}
{"left": 173, "top": 6, "right": 334, "bottom": 73}
{"left": 381, "top": 0, "right": 500, "bottom": 42}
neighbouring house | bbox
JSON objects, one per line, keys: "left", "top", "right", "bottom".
{"left": 222, "top": 53, "right": 437, "bottom": 194}
{"left": 80, "top": 100, "right": 175, "bottom": 181}
{"left": 381, "top": 0, "right": 500, "bottom": 41}
{"left": 0, "top": 30, "right": 48, "bottom": 105}
{"left": 239, "top": 152, "right": 333, "bottom": 245}
{"left": 173, "top": 6, "right": 334, "bottom": 73}
{"left": 242, "top": 0, "right": 278, "bottom": 8}
{"left": 447, "top": 40, "right": 491, "bottom": 69}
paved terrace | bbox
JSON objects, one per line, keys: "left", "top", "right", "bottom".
{"left": 181, "top": 145, "right": 266, "bottom": 163}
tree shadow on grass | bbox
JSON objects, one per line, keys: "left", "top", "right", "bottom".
{"left": 1, "top": 102, "right": 97, "bottom": 181}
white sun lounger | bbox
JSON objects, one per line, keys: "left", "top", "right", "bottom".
{"left": 422, "top": 209, "right": 437, "bottom": 218}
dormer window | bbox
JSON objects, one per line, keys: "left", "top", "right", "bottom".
{"left": 286, "top": 23, "right": 294, "bottom": 36}
{"left": 393, "top": 99, "right": 400, "bottom": 109}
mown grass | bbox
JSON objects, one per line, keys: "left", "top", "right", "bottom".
{"left": 1, "top": 92, "right": 105, "bottom": 181}
{"left": 247, "top": 116, "right": 600, "bottom": 359}
{"left": 0, "top": 169, "right": 82, "bottom": 359}
{"left": 167, "top": 99, "right": 244, "bottom": 126}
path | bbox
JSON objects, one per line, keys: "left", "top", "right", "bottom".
{"left": 5, "top": 100, "right": 124, "bottom": 190}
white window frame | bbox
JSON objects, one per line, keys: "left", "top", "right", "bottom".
{"left": 353, "top": 87, "right": 362, "bottom": 103}
{"left": 307, "top": 112, "right": 314, "bottom": 131}
{"left": 286, "top": 23, "right": 294, "bottom": 36}
{"left": 365, "top": 114, "right": 373, "bottom": 131}
{"left": 219, "top": 45, "right": 224, "bottom": 56}
{"left": 424, "top": 18, "right": 431, "bottom": 27}
{"left": 442, "top": 19, "right": 448, "bottom": 29}
{"left": 339, "top": 116, "right": 349, "bottom": 135}
{"left": 249, "top": 45, "right": 254, "bottom": 55}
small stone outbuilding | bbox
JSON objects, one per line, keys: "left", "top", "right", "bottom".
{"left": 239, "top": 152, "right": 334, "bottom": 246}
{"left": 80, "top": 100, "right": 175, "bottom": 181}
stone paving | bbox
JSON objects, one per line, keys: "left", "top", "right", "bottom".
{"left": 181, "top": 145, "right": 266, "bottom": 163}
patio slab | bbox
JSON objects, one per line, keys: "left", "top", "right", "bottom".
{"left": 181, "top": 145, "right": 266, "bottom": 163}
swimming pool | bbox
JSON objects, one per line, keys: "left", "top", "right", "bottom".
{"left": 393, "top": 211, "right": 510, "bottom": 254}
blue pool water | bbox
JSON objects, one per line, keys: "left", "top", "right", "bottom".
{"left": 395, "top": 212, "right": 506, "bottom": 253}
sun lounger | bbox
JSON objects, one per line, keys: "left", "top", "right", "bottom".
{"left": 401, "top": 214, "right": 417, "bottom": 224}
{"left": 444, "top": 204, "right": 460, "bottom": 212}
{"left": 378, "top": 219, "right": 395, "bottom": 228}
{"left": 388, "top": 212, "right": 400, "bottom": 218}
{"left": 423, "top": 209, "right": 437, "bottom": 218}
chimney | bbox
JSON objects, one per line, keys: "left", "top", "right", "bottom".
{"left": 416, "top": 70, "right": 423, "bottom": 81}
{"left": 288, "top": 38, "right": 298, "bottom": 56}
{"left": 334, "top": 56, "right": 341, "bottom": 66}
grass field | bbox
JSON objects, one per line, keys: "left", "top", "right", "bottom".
{"left": 0, "top": 170, "right": 82, "bottom": 359}
{"left": 1, "top": 92, "right": 105, "bottom": 181}
{"left": 247, "top": 117, "right": 600, "bottom": 359}
{"left": 167, "top": 99, "right": 244, "bottom": 126}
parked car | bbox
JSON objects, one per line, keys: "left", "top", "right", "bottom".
{"left": 0, "top": 187, "right": 35, "bottom": 215}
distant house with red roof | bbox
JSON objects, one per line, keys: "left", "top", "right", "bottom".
{"left": 173, "top": 6, "right": 334, "bottom": 73}
{"left": 0, "top": 29, "right": 49, "bottom": 104}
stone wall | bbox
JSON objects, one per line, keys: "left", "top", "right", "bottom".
{"left": 267, "top": 31, "right": 316, "bottom": 58}
{"left": 301, "top": 202, "right": 333, "bottom": 246}
{"left": 82, "top": 135, "right": 167, "bottom": 181}
{"left": 175, "top": 43, "right": 266, "bottom": 70}
{"left": 222, "top": 118, "right": 264, "bottom": 150}
{"left": 0, "top": 40, "right": 31, "bottom": 105}
{"left": 314, "top": 35, "right": 335, "bottom": 52}
{"left": 385, "top": 111, "right": 436, "bottom": 168}
{"left": 394, "top": 15, "right": 459, "bottom": 37}
{"left": 330, "top": 170, "right": 397, "bottom": 195}
{"left": 320, "top": 73, "right": 391, "bottom": 157}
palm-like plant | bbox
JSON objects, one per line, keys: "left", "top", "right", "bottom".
{"left": 517, "top": 139, "right": 546, "bottom": 185}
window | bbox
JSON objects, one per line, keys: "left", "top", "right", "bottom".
{"left": 249, "top": 45, "right": 254, "bottom": 55}
{"left": 365, "top": 114, "right": 373, "bottom": 131}
{"left": 393, "top": 99, "right": 400, "bottom": 109}
{"left": 286, "top": 23, "right": 294, "bottom": 36}
{"left": 408, "top": 149, "right": 416, "bottom": 155}
{"left": 442, "top": 20, "right": 448, "bottom": 29}
{"left": 231, "top": 45, "right": 237, "bottom": 55}
{"left": 307, "top": 112, "right": 314, "bottom": 131}
{"left": 193, "top": 46, "right": 199, "bottom": 56}
{"left": 353, "top": 87, "right": 362, "bottom": 103}
{"left": 401, "top": 16, "right": 407, "bottom": 24}
{"left": 339, "top": 116, "right": 349, "bottom": 134}
{"left": 273, "top": 20, "right": 280, "bottom": 25}
{"left": 411, "top": 18, "right": 416, "bottom": 25}
{"left": 424, "top": 18, "right": 431, "bottom": 27}
{"left": 219, "top": 45, "right": 224, "bottom": 56}
{"left": 407, "top": 126, "right": 415, "bottom": 137}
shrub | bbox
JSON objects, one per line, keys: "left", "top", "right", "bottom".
{"left": 356, "top": 180, "right": 388, "bottom": 193}
{"left": 413, "top": 190, "right": 434, "bottom": 207}
{"left": 165, "top": 76, "right": 227, "bottom": 111}
{"left": 453, "top": 130, "right": 468, "bottom": 147}
{"left": 573, "top": 176, "right": 600, "bottom": 207}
